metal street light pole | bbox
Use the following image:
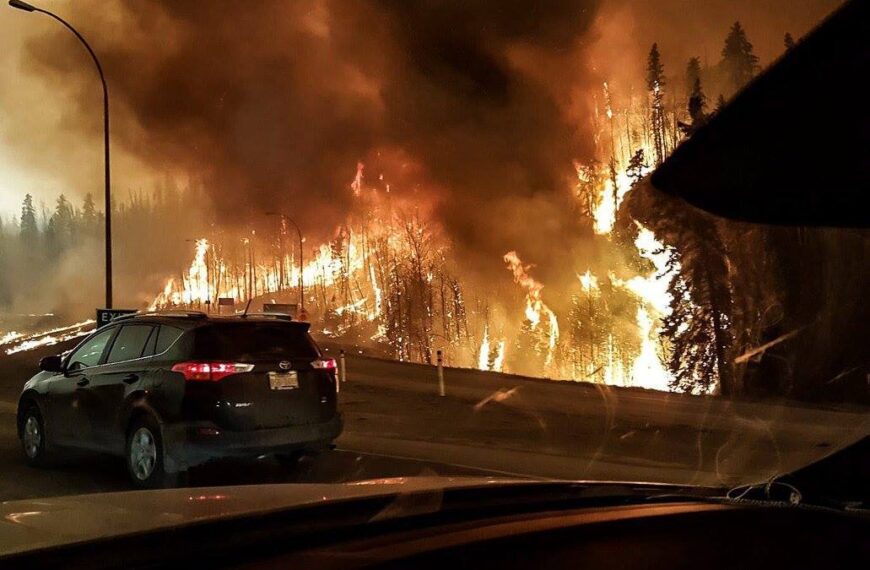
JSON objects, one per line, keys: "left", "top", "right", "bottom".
{"left": 265, "top": 212, "right": 304, "bottom": 310}
{"left": 9, "top": 0, "right": 113, "bottom": 308}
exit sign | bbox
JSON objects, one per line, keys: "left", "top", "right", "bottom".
{"left": 96, "top": 308, "right": 137, "bottom": 325}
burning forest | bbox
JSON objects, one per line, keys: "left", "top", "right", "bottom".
{"left": 144, "top": 55, "right": 714, "bottom": 394}
{"left": 2, "top": 1, "right": 862, "bottom": 402}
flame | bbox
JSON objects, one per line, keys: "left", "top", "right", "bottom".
{"left": 368, "top": 263, "right": 382, "bottom": 320}
{"left": 589, "top": 168, "right": 646, "bottom": 235}
{"left": 3, "top": 320, "right": 95, "bottom": 355}
{"left": 503, "top": 251, "right": 559, "bottom": 367}
{"left": 477, "top": 324, "right": 507, "bottom": 372}
{"left": 478, "top": 325, "right": 491, "bottom": 370}
{"left": 618, "top": 225, "right": 673, "bottom": 314}
{"left": 148, "top": 78, "right": 692, "bottom": 395}
{"left": 0, "top": 331, "right": 24, "bottom": 345}
{"left": 630, "top": 306, "right": 669, "bottom": 390}
{"left": 579, "top": 269, "right": 598, "bottom": 293}
{"left": 627, "top": 225, "right": 679, "bottom": 391}
{"left": 351, "top": 161, "right": 364, "bottom": 196}
{"left": 492, "top": 340, "right": 506, "bottom": 372}
{"left": 334, "top": 297, "right": 367, "bottom": 317}
{"left": 149, "top": 238, "right": 212, "bottom": 310}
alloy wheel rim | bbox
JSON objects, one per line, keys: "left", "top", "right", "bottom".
{"left": 130, "top": 427, "right": 157, "bottom": 480}
{"left": 23, "top": 415, "right": 41, "bottom": 458}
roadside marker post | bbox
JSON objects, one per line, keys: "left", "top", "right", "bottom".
{"left": 339, "top": 349, "right": 347, "bottom": 384}
{"left": 437, "top": 350, "right": 445, "bottom": 397}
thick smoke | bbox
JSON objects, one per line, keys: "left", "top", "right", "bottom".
{"left": 9, "top": 0, "right": 841, "bottom": 309}
{"left": 19, "top": 0, "right": 600, "bottom": 280}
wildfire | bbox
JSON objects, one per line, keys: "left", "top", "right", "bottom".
{"left": 2, "top": 320, "right": 95, "bottom": 355}
{"left": 351, "top": 161, "right": 364, "bottom": 196}
{"left": 623, "top": 225, "right": 676, "bottom": 390}
{"left": 477, "top": 324, "right": 507, "bottom": 372}
{"left": 579, "top": 269, "right": 598, "bottom": 293}
{"left": 149, "top": 70, "right": 692, "bottom": 395}
{"left": 478, "top": 325, "right": 491, "bottom": 370}
{"left": 503, "top": 251, "right": 560, "bottom": 367}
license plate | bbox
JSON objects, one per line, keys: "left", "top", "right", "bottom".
{"left": 268, "top": 371, "right": 299, "bottom": 390}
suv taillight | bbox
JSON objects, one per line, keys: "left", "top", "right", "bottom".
{"left": 171, "top": 361, "right": 254, "bottom": 382}
{"left": 311, "top": 358, "right": 336, "bottom": 371}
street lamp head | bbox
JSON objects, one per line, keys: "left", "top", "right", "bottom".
{"left": 8, "top": 0, "right": 37, "bottom": 12}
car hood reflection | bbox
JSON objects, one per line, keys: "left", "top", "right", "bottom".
{"left": 0, "top": 476, "right": 518, "bottom": 557}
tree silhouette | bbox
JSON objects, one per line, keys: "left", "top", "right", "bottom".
{"left": 679, "top": 72, "right": 708, "bottom": 136}
{"left": 19, "top": 194, "right": 38, "bottom": 244}
{"left": 646, "top": 43, "right": 667, "bottom": 165}
{"left": 626, "top": 149, "right": 647, "bottom": 186}
{"left": 685, "top": 56, "right": 702, "bottom": 95}
{"left": 721, "top": 21, "right": 759, "bottom": 93}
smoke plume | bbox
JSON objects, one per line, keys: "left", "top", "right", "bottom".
{"left": 4, "top": 0, "right": 842, "bottom": 305}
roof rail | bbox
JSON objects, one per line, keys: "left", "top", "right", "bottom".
{"left": 111, "top": 313, "right": 139, "bottom": 322}
{"left": 257, "top": 312, "right": 295, "bottom": 321}
{"left": 134, "top": 310, "right": 208, "bottom": 319}
{"left": 215, "top": 312, "right": 294, "bottom": 321}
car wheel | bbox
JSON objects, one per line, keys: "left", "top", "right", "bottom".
{"left": 20, "top": 404, "right": 50, "bottom": 467}
{"left": 126, "top": 415, "right": 173, "bottom": 489}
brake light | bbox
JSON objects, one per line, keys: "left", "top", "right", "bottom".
{"left": 312, "top": 358, "right": 336, "bottom": 371}
{"left": 171, "top": 361, "right": 254, "bottom": 382}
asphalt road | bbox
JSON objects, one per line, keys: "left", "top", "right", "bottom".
{"left": 0, "top": 339, "right": 866, "bottom": 501}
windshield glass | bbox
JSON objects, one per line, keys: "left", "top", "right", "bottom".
{"left": 0, "top": 0, "right": 865, "bottom": 548}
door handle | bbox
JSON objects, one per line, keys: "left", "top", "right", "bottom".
{"left": 123, "top": 374, "right": 139, "bottom": 385}
{"left": 76, "top": 378, "right": 89, "bottom": 387}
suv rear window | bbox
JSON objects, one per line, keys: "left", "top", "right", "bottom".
{"left": 155, "top": 325, "right": 183, "bottom": 354}
{"left": 192, "top": 323, "right": 320, "bottom": 361}
{"left": 106, "top": 325, "right": 154, "bottom": 364}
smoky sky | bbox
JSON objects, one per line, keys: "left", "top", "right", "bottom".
{"left": 14, "top": 0, "right": 839, "bottom": 284}
{"left": 19, "top": 0, "right": 600, "bottom": 278}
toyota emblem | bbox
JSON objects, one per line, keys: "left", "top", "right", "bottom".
{"left": 279, "top": 360, "right": 291, "bottom": 370}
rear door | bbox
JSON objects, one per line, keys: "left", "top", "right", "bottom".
{"left": 189, "top": 322, "right": 336, "bottom": 431}
{"left": 84, "top": 324, "right": 155, "bottom": 452}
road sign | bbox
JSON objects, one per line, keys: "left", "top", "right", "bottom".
{"left": 96, "top": 308, "right": 137, "bottom": 326}
{"left": 263, "top": 303, "right": 297, "bottom": 318}
{"left": 217, "top": 297, "right": 235, "bottom": 315}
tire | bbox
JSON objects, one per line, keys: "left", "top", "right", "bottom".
{"left": 126, "top": 415, "right": 175, "bottom": 489}
{"left": 20, "top": 404, "right": 51, "bottom": 467}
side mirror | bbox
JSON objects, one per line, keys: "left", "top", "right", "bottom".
{"left": 39, "top": 355, "right": 64, "bottom": 373}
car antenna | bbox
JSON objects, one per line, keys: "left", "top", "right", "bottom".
{"left": 241, "top": 299, "right": 252, "bottom": 318}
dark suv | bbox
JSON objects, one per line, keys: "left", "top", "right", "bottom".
{"left": 16, "top": 312, "right": 342, "bottom": 488}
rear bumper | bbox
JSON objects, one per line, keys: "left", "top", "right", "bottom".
{"left": 162, "top": 414, "right": 343, "bottom": 472}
